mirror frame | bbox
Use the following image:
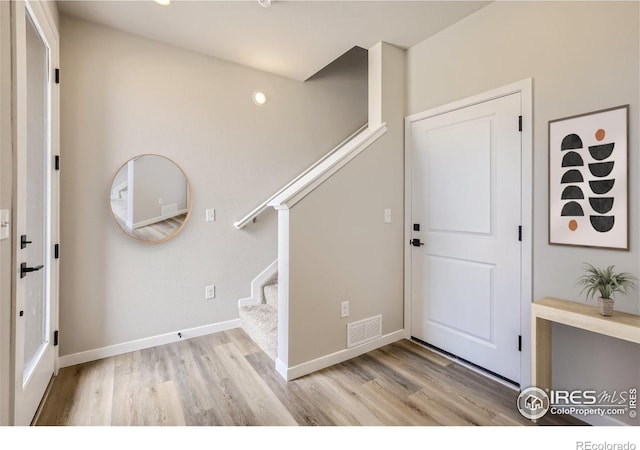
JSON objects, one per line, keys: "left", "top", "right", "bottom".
{"left": 109, "top": 154, "right": 193, "bottom": 244}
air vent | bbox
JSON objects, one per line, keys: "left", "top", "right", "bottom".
{"left": 347, "top": 315, "right": 382, "bottom": 348}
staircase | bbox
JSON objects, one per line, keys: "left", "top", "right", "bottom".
{"left": 237, "top": 261, "right": 278, "bottom": 360}
{"left": 234, "top": 122, "right": 388, "bottom": 374}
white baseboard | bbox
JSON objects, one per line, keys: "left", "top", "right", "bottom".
{"left": 133, "top": 208, "right": 188, "bottom": 230}
{"left": 58, "top": 319, "right": 241, "bottom": 368}
{"left": 277, "top": 329, "right": 405, "bottom": 381}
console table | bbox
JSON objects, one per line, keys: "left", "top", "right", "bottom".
{"left": 531, "top": 297, "right": 640, "bottom": 391}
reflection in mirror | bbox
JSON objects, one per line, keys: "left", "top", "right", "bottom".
{"left": 110, "top": 155, "right": 191, "bottom": 243}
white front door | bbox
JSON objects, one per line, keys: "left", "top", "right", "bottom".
{"left": 13, "top": 0, "right": 59, "bottom": 425}
{"left": 410, "top": 93, "right": 522, "bottom": 383}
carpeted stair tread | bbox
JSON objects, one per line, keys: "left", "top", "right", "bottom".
{"left": 238, "top": 281, "right": 278, "bottom": 360}
{"left": 264, "top": 284, "right": 278, "bottom": 309}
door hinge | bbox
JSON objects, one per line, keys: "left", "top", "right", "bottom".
{"left": 54, "top": 330, "right": 59, "bottom": 346}
{"left": 54, "top": 155, "right": 60, "bottom": 171}
{"left": 518, "top": 225, "right": 522, "bottom": 242}
{"left": 518, "top": 115, "right": 523, "bottom": 132}
{"left": 55, "top": 68, "right": 60, "bottom": 84}
{"left": 54, "top": 243, "right": 59, "bottom": 259}
{"left": 518, "top": 335, "right": 522, "bottom": 352}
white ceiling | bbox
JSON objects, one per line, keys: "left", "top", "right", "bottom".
{"left": 57, "top": 0, "right": 489, "bottom": 81}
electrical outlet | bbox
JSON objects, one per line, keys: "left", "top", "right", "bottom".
{"left": 384, "top": 208, "right": 391, "bottom": 223}
{"left": 205, "top": 285, "right": 215, "bottom": 300}
{"left": 341, "top": 301, "right": 349, "bottom": 318}
{"left": 206, "top": 208, "right": 215, "bottom": 222}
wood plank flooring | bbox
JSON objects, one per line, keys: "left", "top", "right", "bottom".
{"left": 36, "top": 329, "right": 584, "bottom": 426}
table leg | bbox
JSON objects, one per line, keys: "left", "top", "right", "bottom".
{"left": 531, "top": 316, "right": 552, "bottom": 391}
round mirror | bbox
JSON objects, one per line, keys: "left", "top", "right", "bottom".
{"left": 109, "top": 154, "right": 192, "bottom": 244}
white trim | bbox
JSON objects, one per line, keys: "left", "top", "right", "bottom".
{"left": 25, "top": 1, "right": 58, "bottom": 41}
{"left": 238, "top": 259, "right": 278, "bottom": 307}
{"left": 403, "top": 116, "right": 413, "bottom": 341}
{"left": 58, "top": 319, "right": 240, "bottom": 368}
{"left": 268, "top": 123, "right": 387, "bottom": 209}
{"left": 276, "top": 209, "right": 290, "bottom": 379}
{"left": 276, "top": 330, "right": 405, "bottom": 381}
{"left": 131, "top": 208, "right": 188, "bottom": 230}
{"left": 404, "top": 79, "right": 533, "bottom": 389}
{"left": 519, "top": 79, "right": 533, "bottom": 390}
{"left": 233, "top": 123, "right": 367, "bottom": 229}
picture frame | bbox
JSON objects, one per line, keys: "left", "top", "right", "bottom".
{"left": 548, "top": 105, "right": 629, "bottom": 250}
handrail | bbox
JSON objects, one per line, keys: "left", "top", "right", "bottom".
{"left": 233, "top": 123, "right": 368, "bottom": 229}
{"left": 268, "top": 122, "right": 387, "bottom": 209}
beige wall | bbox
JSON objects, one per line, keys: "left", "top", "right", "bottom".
{"left": 407, "top": 1, "right": 639, "bottom": 425}
{"left": 288, "top": 43, "right": 406, "bottom": 366}
{"left": 59, "top": 17, "right": 367, "bottom": 356}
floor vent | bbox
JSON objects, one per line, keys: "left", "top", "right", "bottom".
{"left": 347, "top": 315, "right": 382, "bottom": 348}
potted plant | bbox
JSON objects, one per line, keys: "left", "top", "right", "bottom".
{"left": 576, "top": 263, "right": 637, "bottom": 316}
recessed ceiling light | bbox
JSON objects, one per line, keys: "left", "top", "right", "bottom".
{"left": 154, "top": 0, "right": 171, "bottom": 6}
{"left": 258, "top": 0, "right": 271, "bottom": 8}
{"left": 252, "top": 91, "right": 267, "bottom": 106}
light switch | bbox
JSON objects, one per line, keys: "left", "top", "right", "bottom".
{"left": 0, "top": 210, "right": 9, "bottom": 240}
{"left": 206, "top": 208, "right": 215, "bottom": 222}
{"left": 384, "top": 209, "right": 391, "bottom": 224}
{"left": 205, "top": 284, "right": 215, "bottom": 300}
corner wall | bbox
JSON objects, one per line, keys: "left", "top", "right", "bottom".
{"left": 59, "top": 17, "right": 367, "bottom": 358}
{"left": 286, "top": 43, "right": 406, "bottom": 368}
{"left": 407, "top": 1, "right": 639, "bottom": 425}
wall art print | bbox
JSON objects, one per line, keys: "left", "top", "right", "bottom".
{"left": 549, "top": 105, "right": 628, "bottom": 250}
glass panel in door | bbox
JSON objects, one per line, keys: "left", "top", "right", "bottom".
{"left": 23, "top": 10, "right": 50, "bottom": 383}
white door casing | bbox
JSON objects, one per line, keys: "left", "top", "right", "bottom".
{"left": 12, "top": 0, "right": 59, "bottom": 425}
{"left": 405, "top": 80, "right": 533, "bottom": 386}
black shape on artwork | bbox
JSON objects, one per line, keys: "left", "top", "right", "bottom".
{"left": 590, "top": 215, "right": 615, "bottom": 233}
{"left": 589, "top": 179, "right": 615, "bottom": 195}
{"left": 588, "top": 143, "right": 615, "bottom": 161}
{"left": 588, "top": 161, "right": 615, "bottom": 178}
{"left": 561, "top": 186, "right": 584, "bottom": 200}
{"left": 560, "top": 170, "right": 583, "bottom": 184}
{"left": 561, "top": 134, "right": 584, "bottom": 150}
{"left": 561, "top": 201, "right": 584, "bottom": 217}
{"left": 589, "top": 197, "right": 614, "bottom": 214}
{"left": 561, "top": 151, "right": 584, "bottom": 167}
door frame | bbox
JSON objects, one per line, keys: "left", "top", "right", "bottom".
{"left": 404, "top": 79, "right": 533, "bottom": 388}
{"left": 11, "top": 0, "right": 59, "bottom": 425}
{"left": 0, "top": 0, "right": 13, "bottom": 427}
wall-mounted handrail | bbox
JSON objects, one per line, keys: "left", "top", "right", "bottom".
{"left": 233, "top": 123, "right": 368, "bottom": 229}
{"left": 267, "top": 122, "right": 387, "bottom": 209}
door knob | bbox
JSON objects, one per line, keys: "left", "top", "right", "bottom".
{"left": 20, "top": 263, "right": 44, "bottom": 279}
{"left": 410, "top": 238, "right": 425, "bottom": 247}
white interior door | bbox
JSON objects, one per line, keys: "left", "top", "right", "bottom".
{"left": 13, "top": 0, "right": 59, "bottom": 425}
{"left": 410, "top": 93, "right": 522, "bottom": 383}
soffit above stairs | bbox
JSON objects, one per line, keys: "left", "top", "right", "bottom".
{"left": 56, "top": 0, "right": 489, "bottom": 81}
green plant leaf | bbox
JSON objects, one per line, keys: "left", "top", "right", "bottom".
{"left": 576, "top": 263, "right": 638, "bottom": 301}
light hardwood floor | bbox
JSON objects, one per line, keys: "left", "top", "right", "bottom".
{"left": 36, "top": 329, "right": 584, "bottom": 426}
